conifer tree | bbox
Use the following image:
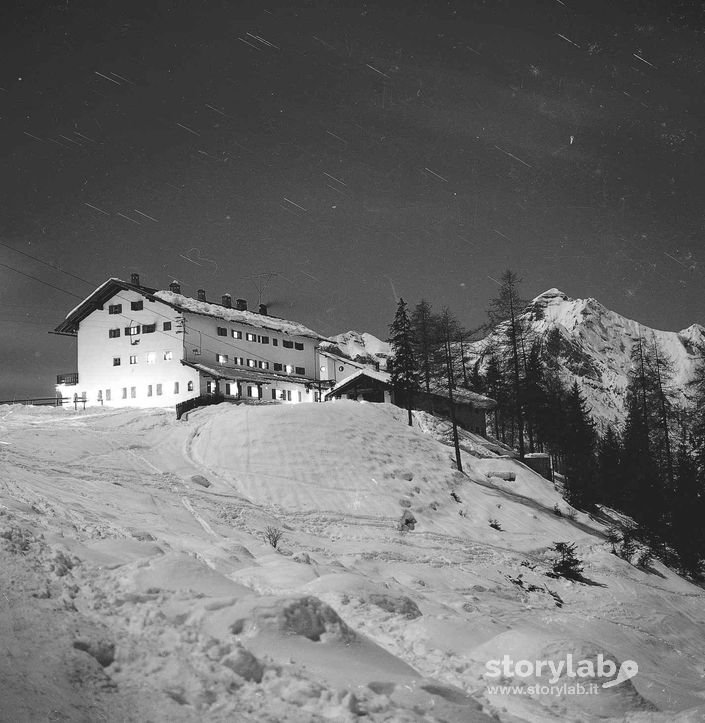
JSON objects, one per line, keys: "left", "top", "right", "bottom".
{"left": 669, "top": 442, "right": 704, "bottom": 575}
{"left": 388, "top": 298, "right": 418, "bottom": 426}
{"left": 596, "top": 425, "right": 622, "bottom": 508}
{"left": 562, "top": 382, "right": 598, "bottom": 508}
{"left": 410, "top": 299, "right": 439, "bottom": 394}
{"left": 436, "top": 307, "right": 464, "bottom": 472}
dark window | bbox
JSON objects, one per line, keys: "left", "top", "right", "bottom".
{"left": 260, "top": 336, "right": 269, "bottom": 344}
{"left": 109, "top": 328, "right": 120, "bottom": 338}
{"left": 225, "top": 383, "right": 231, "bottom": 395}
{"left": 286, "top": 390, "right": 291, "bottom": 401}
{"left": 125, "top": 325, "right": 141, "bottom": 336}
{"left": 294, "top": 342, "right": 304, "bottom": 351}
{"left": 174, "top": 382, "right": 180, "bottom": 394}
{"left": 298, "top": 391, "right": 302, "bottom": 402}
{"left": 122, "top": 387, "right": 127, "bottom": 399}
{"left": 108, "top": 304, "right": 122, "bottom": 314}
{"left": 217, "top": 327, "right": 227, "bottom": 336}
{"left": 295, "top": 366, "right": 305, "bottom": 375}
{"left": 130, "top": 387, "right": 136, "bottom": 398}
{"left": 105, "top": 389, "right": 111, "bottom": 401}
{"left": 163, "top": 322, "right": 172, "bottom": 331}
{"left": 272, "top": 339, "right": 278, "bottom": 347}
{"left": 113, "top": 357, "right": 121, "bottom": 366}
{"left": 283, "top": 340, "right": 294, "bottom": 349}
{"left": 131, "top": 300, "right": 143, "bottom": 311}
{"left": 142, "top": 324, "right": 156, "bottom": 334}
{"left": 156, "top": 384, "right": 162, "bottom": 396}
{"left": 271, "top": 389, "right": 277, "bottom": 400}
{"left": 273, "top": 363, "right": 283, "bottom": 372}
{"left": 147, "top": 385, "right": 153, "bottom": 397}
{"left": 187, "top": 381, "right": 194, "bottom": 392}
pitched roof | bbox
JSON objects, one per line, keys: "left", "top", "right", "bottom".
{"left": 182, "top": 360, "right": 334, "bottom": 387}
{"left": 326, "top": 368, "right": 392, "bottom": 398}
{"left": 54, "top": 277, "right": 326, "bottom": 340}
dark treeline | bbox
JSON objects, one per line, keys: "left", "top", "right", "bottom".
{"left": 388, "top": 271, "right": 705, "bottom": 578}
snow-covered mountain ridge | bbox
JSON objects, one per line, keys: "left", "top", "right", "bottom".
{"left": 474, "top": 288, "right": 705, "bottom": 428}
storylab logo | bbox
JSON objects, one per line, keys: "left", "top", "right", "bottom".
{"left": 485, "top": 654, "right": 639, "bottom": 696}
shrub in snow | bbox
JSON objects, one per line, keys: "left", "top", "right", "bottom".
{"left": 190, "top": 474, "right": 211, "bottom": 488}
{"left": 73, "top": 638, "right": 116, "bottom": 667}
{"left": 636, "top": 549, "right": 654, "bottom": 569}
{"left": 398, "top": 509, "right": 416, "bottom": 531}
{"left": 488, "top": 519, "right": 503, "bottom": 531}
{"left": 619, "top": 531, "right": 637, "bottom": 562}
{"left": 221, "top": 644, "right": 264, "bottom": 683}
{"left": 565, "top": 508, "right": 577, "bottom": 521}
{"left": 367, "top": 592, "right": 422, "bottom": 619}
{"left": 553, "top": 504, "right": 563, "bottom": 517}
{"left": 605, "top": 527, "right": 621, "bottom": 554}
{"left": 548, "top": 542, "right": 584, "bottom": 581}
{"left": 264, "top": 526, "right": 284, "bottom": 549}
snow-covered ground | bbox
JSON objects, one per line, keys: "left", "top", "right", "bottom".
{"left": 1, "top": 401, "right": 704, "bottom": 722}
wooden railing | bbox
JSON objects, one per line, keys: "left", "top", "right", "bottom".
{"left": 0, "top": 396, "right": 71, "bottom": 407}
{"left": 56, "top": 372, "right": 79, "bottom": 385}
{"left": 175, "top": 393, "right": 225, "bottom": 420}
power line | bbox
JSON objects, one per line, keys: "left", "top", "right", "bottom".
{"left": 0, "top": 261, "right": 84, "bottom": 299}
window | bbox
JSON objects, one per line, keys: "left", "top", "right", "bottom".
{"left": 314, "top": 392, "right": 320, "bottom": 402}
{"left": 113, "top": 357, "right": 121, "bottom": 367}
{"left": 285, "top": 364, "right": 293, "bottom": 374}
{"left": 295, "top": 342, "right": 304, "bottom": 351}
{"left": 163, "top": 322, "right": 172, "bottom": 331}
{"left": 247, "top": 359, "right": 256, "bottom": 368}
{"left": 108, "top": 304, "right": 122, "bottom": 314}
{"left": 131, "top": 300, "right": 143, "bottom": 311}
{"left": 156, "top": 384, "right": 162, "bottom": 396}
{"left": 274, "top": 363, "right": 283, "bottom": 372}
{"left": 283, "top": 340, "right": 294, "bottom": 349}
{"left": 225, "top": 383, "right": 231, "bottom": 396}
{"left": 147, "top": 385, "right": 153, "bottom": 397}
{"left": 217, "top": 327, "right": 227, "bottom": 337}
{"left": 163, "top": 351, "right": 173, "bottom": 361}
{"left": 298, "top": 391, "right": 302, "bottom": 402}
{"left": 187, "top": 381, "right": 194, "bottom": 392}
{"left": 286, "top": 390, "right": 291, "bottom": 401}
{"left": 271, "top": 389, "right": 277, "bottom": 400}
{"left": 105, "top": 389, "right": 111, "bottom": 401}
{"left": 122, "top": 387, "right": 127, "bottom": 399}
{"left": 216, "top": 354, "right": 228, "bottom": 364}
{"left": 246, "top": 332, "right": 257, "bottom": 342}
{"left": 206, "top": 381, "right": 215, "bottom": 394}
{"left": 130, "top": 387, "right": 136, "bottom": 398}
{"left": 258, "top": 361, "right": 269, "bottom": 370}
{"left": 232, "top": 330, "right": 242, "bottom": 339}
{"left": 247, "top": 385, "right": 259, "bottom": 398}
{"left": 174, "top": 382, "right": 180, "bottom": 394}
{"left": 125, "top": 325, "right": 141, "bottom": 336}
{"left": 109, "top": 328, "right": 120, "bottom": 338}
{"left": 235, "top": 356, "right": 244, "bottom": 366}
{"left": 260, "top": 336, "right": 269, "bottom": 344}
{"left": 272, "top": 338, "right": 278, "bottom": 347}
{"left": 295, "top": 367, "right": 305, "bottom": 375}
{"left": 147, "top": 352, "right": 156, "bottom": 364}
{"left": 143, "top": 323, "right": 156, "bottom": 334}
{"left": 130, "top": 355, "right": 137, "bottom": 365}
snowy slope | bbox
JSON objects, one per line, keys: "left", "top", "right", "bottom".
{"left": 472, "top": 288, "right": 705, "bottom": 428}
{"left": 325, "top": 330, "right": 390, "bottom": 369}
{"left": 1, "top": 402, "right": 705, "bottom": 722}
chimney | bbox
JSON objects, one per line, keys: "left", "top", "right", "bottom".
{"left": 197, "top": 289, "right": 207, "bottom": 302}
{"left": 258, "top": 303, "right": 268, "bottom": 316}
{"left": 236, "top": 298, "right": 247, "bottom": 311}
{"left": 169, "top": 280, "right": 181, "bottom": 294}
{"left": 222, "top": 294, "right": 232, "bottom": 308}
{"left": 131, "top": 273, "right": 140, "bottom": 287}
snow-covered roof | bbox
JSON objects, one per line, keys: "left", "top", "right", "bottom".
{"left": 327, "top": 368, "right": 392, "bottom": 397}
{"left": 182, "top": 360, "right": 331, "bottom": 386}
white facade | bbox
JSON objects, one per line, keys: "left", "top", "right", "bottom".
{"left": 54, "top": 277, "right": 368, "bottom": 409}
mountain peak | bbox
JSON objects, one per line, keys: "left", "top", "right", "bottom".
{"left": 531, "top": 288, "right": 570, "bottom": 303}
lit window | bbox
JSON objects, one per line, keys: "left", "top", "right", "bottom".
{"left": 235, "top": 357, "right": 244, "bottom": 366}
{"left": 174, "top": 382, "right": 180, "bottom": 394}
{"left": 294, "top": 342, "right": 304, "bottom": 351}
{"left": 130, "top": 387, "right": 136, "bottom": 398}
{"left": 187, "top": 381, "right": 194, "bottom": 392}
{"left": 246, "top": 332, "right": 256, "bottom": 342}
{"left": 105, "top": 389, "right": 111, "bottom": 401}
{"left": 113, "top": 357, "right": 121, "bottom": 367}
{"left": 206, "top": 381, "right": 215, "bottom": 394}
{"left": 163, "top": 322, "right": 172, "bottom": 331}
{"left": 156, "top": 384, "right": 162, "bottom": 396}
{"left": 147, "top": 385, "right": 153, "bottom": 397}
{"left": 131, "top": 300, "right": 143, "bottom": 311}
{"left": 108, "top": 304, "right": 122, "bottom": 314}
{"left": 130, "top": 355, "right": 137, "bottom": 365}
{"left": 109, "top": 328, "right": 120, "bottom": 338}
{"left": 283, "top": 340, "right": 294, "bottom": 349}
{"left": 260, "top": 336, "right": 269, "bottom": 344}
{"left": 232, "top": 330, "right": 242, "bottom": 339}
{"left": 258, "top": 361, "right": 269, "bottom": 369}
{"left": 163, "top": 351, "right": 173, "bottom": 361}
{"left": 125, "top": 325, "right": 141, "bottom": 336}
{"left": 285, "top": 365, "right": 293, "bottom": 374}
{"left": 216, "top": 354, "right": 228, "bottom": 364}
{"left": 247, "top": 359, "right": 256, "bottom": 368}
{"left": 143, "top": 324, "right": 156, "bottom": 334}
{"left": 147, "top": 352, "right": 156, "bottom": 364}
{"left": 295, "top": 366, "right": 305, "bottom": 375}
{"left": 217, "top": 327, "right": 227, "bottom": 337}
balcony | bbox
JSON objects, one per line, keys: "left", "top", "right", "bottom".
{"left": 56, "top": 372, "right": 79, "bottom": 386}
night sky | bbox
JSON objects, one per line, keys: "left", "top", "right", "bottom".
{"left": 2, "top": 0, "right": 705, "bottom": 398}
